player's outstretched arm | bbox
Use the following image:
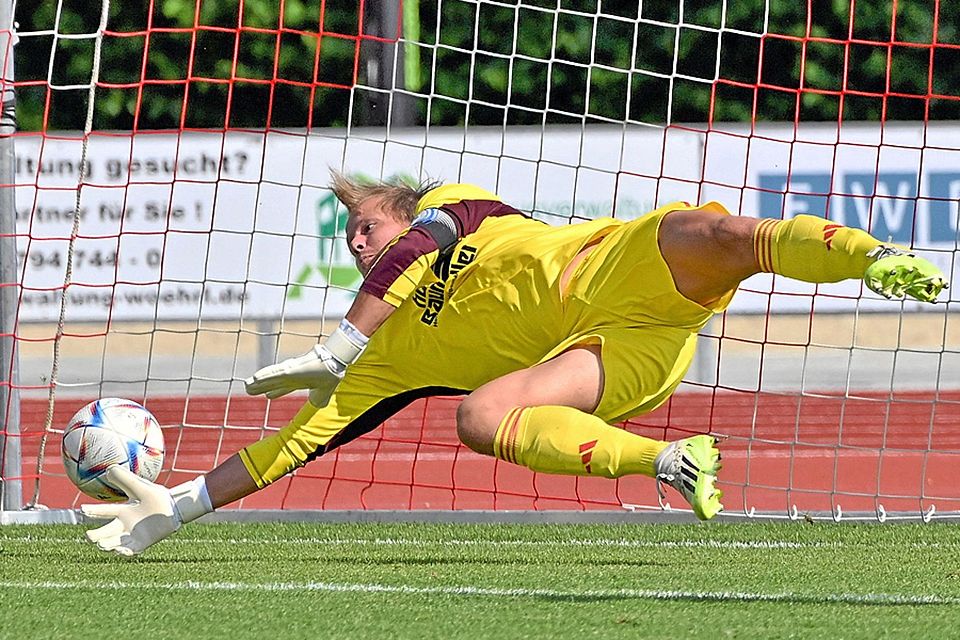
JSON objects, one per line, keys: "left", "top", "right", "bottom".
{"left": 244, "top": 305, "right": 376, "bottom": 407}
{"left": 247, "top": 187, "right": 520, "bottom": 406}
{"left": 342, "top": 290, "right": 398, "bottom": 336}
{"left": 82, "top": 466, "right": 210, "bottom": 556}
{"left": 83, "top": 454, "right": 255, "bottom": 556}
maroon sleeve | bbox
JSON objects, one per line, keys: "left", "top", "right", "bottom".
{"left": 358, "top": 225, "right": 438, "bottom": 300}
{"left": 359, "top": 199, "right": 524, "bottom": 300}
{"left": 436, "top": 199, "right": 524, "bottom": 236}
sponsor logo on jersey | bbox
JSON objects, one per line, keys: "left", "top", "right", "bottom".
{"left": 413, "top": 244, "right": 478, "bottom": 326}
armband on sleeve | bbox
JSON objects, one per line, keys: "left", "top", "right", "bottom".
{"left": 359, "top": 197, "right": 525, "bottom": 305}
{"left": 411, "top": 208, "right": 459, "bottom": 254}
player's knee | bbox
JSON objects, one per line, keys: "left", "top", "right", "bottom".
{"left": 710, "top": 214, "right": 755, "bottom": 253}
{"left": 456, "top": 396, "right": 498, "bottom": 455}
{"left": 710, "top": 214, "right": 745, "bottom": 249}
{"left": 710, "top": 214, "right": 759, "bottom": 272}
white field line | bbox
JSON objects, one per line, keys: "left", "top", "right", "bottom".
{"left": 0, "top": 578, "right": 957, "bottom": 606}
{"left": 3, "top": 535, "right": 960, "bottom": 550}
{"left": 0, "top": 536, "right": 826, "bottom": 549}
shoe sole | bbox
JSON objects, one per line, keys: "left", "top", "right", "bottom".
{"left": 865, "top": 257, "right": 949, "bottom": 303}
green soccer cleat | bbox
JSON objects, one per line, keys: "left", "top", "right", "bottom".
{"left": 864, "top": 246, "right": 949, "bottom": 303}
{"left": 654, "top": 434, "right": 723, "bottom": 521}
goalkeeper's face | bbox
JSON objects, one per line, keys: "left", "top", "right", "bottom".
{"left": 345, "top": 196, "right": 411, "bottom": 275}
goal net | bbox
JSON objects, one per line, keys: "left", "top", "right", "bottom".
{"left": 2, "top": 0, "right": 957, "bottom": 520}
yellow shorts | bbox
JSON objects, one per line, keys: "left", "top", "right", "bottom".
{"left": 241, "top": 201, "right": 735, "bottom": 486}
{"left": 542, "top": 200, "right": 735, "bottom": 422}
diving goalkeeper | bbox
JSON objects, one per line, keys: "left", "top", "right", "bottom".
{"left": 81, "top": 175, "right": 948, "bottom": 556}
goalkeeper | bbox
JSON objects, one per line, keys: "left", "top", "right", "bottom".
{"left": 82, "top": 175, "right": 948, "bottom": 555}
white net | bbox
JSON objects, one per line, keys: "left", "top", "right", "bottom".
{"left": 3, "top": 0, "right": 958, "bottom": 519}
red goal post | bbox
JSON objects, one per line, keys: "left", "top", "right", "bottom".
{"left": 1, "top": 1, "right": 958, "bottom": 522}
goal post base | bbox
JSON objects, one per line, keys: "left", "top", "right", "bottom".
{"left": 1, "top": 509, "right": 84, "bottom": 525}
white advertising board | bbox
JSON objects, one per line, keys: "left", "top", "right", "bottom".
{"left": 13, "top": 123, "right": 958, "bottom": 322}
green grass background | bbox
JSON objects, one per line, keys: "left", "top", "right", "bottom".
{"left": 2, "top": 522, "right": 960, "bottom": 639}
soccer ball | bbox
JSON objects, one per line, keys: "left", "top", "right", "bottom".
{"left": 61, "top": 398, "right": 165, "bottom": 501}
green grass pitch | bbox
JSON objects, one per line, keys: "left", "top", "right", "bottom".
{"left": 2, "top": 521, "right": 960, "bottom": 639}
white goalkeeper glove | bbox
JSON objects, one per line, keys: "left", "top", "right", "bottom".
{"left": 80, "top": 465, "right": 213, "bottom": 557}
{"left": 244, "top": 319, "right": 368, "bottom": 407}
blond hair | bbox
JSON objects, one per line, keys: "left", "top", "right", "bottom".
{"left": 329, "top": 170, "right": 442, "bottom": 222}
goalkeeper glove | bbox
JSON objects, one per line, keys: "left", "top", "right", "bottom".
{"left": 81, "top": 466, "right": 213, "bottom": 557}
{"left": 244, "top": 319, "right": 368, "bottom": 407}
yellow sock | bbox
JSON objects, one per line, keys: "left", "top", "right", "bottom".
{"left": 754, "top": 215, "right": 882, "bottom": 283}
{"left": 493, "top": 406, "right": 668, "bottom": 478}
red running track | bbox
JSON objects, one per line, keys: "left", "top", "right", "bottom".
{"left": 9, "top": 389, "right": 960, "bottom": 516}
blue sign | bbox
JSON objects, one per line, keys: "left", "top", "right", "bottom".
{"left": 758, "top": 172, "right": 959, "bottom": 245}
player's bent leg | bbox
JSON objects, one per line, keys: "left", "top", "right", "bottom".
{"left": 754, "top": 214, "right": 948, "bottom": 303}
{"left": 658, "top": 206, "right": 947, "bottom": 306}
{"left": 657, "top": 206, "right": 761, "bottom": 307}
{"left": 488, "top": 405, "right": 666, "bottom": 478}
{"left": 456, "top": 345, "right": 723, "bottom": 519}
{"left": 456, "top": 345, "right": 605, "bottom": 455}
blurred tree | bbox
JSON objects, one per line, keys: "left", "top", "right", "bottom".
{"left": 11, "top": 0, "right": 958, "bottom": 131}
